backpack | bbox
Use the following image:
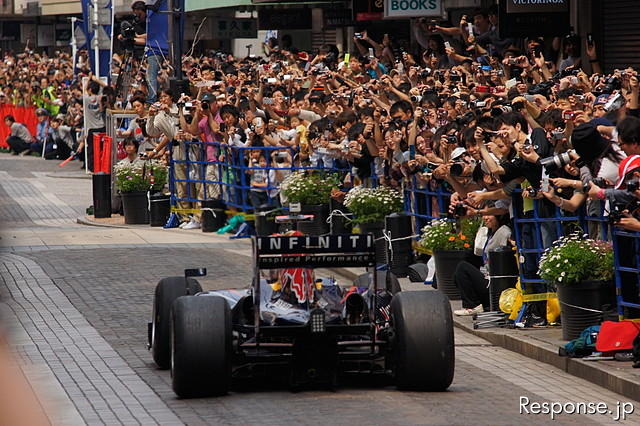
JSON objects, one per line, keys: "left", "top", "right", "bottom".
{"left": 559, "top": 325, "right": 600, "bottom": 358}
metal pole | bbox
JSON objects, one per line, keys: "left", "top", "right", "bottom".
{"left": 70, "top": 17, "right": 77, "bottom": 76}
{"left": 93, "top": 0, "right": 100, "bottom": 76}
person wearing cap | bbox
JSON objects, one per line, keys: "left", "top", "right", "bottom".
{"left": 31, "top": 108, "right": 52, "bottom": 157}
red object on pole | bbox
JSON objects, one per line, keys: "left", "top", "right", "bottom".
{"left": 92, "top": 133, "right": 112, "bottom": 174}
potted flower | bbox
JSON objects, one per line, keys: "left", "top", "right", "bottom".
{"left": 344, "top": 186, "right": 404, "bottom": 264}
{"left": 280, "top": 171, "right": 340, "bottom": 235}
{"left": 538, "top": 233, "right": 615, "bottom": 340}
{"left": 419, "top": 218, "right": 482, "bottom": 300}
{"left": 115, "top": 159, "right": 167, "bottom": 224}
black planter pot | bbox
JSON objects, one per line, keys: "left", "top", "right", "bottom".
{"left": 385, "top": 213, "right": 413, "bottom": 277}
{"left": 432, "top": 250, "right": 471, "bottom": 300}
{"left": 557, "top": 280, "right": 615, "bottom": 341}
{"left": 255, "top": 204, "right": 280, "bottom": 236}
{"left": 201, "top": 199, "right": 227, "bottom": 233}
{"left": 359, "top": 221, "right": 387, "bottom": 266}
{"left": 121, "top": 191, "right": 149, "bottom": 224}
{"left": 329, "top": 198, "right": 352, "bottom": 235}
{"left": 297, "top": 204, "right": 330, "bottom": 235}
{"left": 149, "top": 193, "right": 170, "bottom": 227}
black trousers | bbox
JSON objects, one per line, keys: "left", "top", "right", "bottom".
{"left": 7, "top": 136, "right": 30, "bottom": 153}
{"left": 454, "top": 261, "right": 490, "bottom": 310}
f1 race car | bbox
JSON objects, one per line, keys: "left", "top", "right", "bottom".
{"left": 148, "top": 234, "right": 454, "bottom": 398}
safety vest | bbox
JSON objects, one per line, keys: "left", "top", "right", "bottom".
{"left": 42, "top": 86, "right": 60, "bottom": 115}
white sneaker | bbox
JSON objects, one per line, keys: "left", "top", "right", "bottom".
{"left": 454, "top": 304, "right": 484, "bottom": 316}
{"left": 182, "top": 219, "right": 200, "bottom": 230}
{"left": 178, "top": 220, "right": 189, "bottom": 229}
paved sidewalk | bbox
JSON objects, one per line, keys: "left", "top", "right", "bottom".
{"left": 1, "top": 253, "right": 182, "bottom": 425}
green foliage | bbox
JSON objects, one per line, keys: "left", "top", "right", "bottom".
{"left": 419, "top": 217, "right": 482, "bottom": 252}
{"left": 280, "top": 171, "right": 340, "bottom": 205}
{"left": 114, "top": 159, "right": 167, "bottom": 193}
{"left": 538, "top": 233, "right": 614, "bottom": 286}
{"left": 343, "top": 186, "right": 404, "bottom": 224}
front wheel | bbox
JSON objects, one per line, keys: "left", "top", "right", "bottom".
{"left": 391, "top": 291, "right": 454, "bottom": 391}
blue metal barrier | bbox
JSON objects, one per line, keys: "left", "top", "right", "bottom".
{"left": 168, "top": 140, "right": 351, "bottom": 213}
{"left": 613, "top": 228, "right": 640, "bottom": 319}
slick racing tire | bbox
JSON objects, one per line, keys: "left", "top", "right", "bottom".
{"left": 171, "top": 296, "right": 232, "bottom": 398}
{"left": 391, "top": 291, "right": 454, "bottom": 391}
{"left": 151, "top": 277, "right": 202, "bottom": 369}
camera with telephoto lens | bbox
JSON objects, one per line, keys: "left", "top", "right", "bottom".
{"left": 540, "top": 151, "right": 572, "bottom": 172}
{"left": 609, "top": 200, "right": 640, "bottom": 224}
{"left": 626, "top": 177, "right": 640, "bottom": 193}
{"left": 411, "top": 94, "right": 423, "bottom": 103}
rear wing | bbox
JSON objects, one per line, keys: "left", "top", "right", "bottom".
{"left": 252, "top": 234, "right": 376, "bottom": 269}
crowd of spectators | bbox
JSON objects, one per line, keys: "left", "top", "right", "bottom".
{"left": 0, "top": 48, "right": 92, "bottom": 165}
{"left": 5, "top": 7, "right": 640, "bottom": 314}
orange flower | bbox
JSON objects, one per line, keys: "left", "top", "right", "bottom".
{"left": 448, "top": 236, "right": 456, "bottom": 241}
{"left": 460, "top": 234, "right": 467, "bottom": 240}
{"left": 464, "top": 243, "right": 470, "bottom": 248}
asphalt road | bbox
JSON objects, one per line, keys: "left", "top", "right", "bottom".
{"left": 0, "top": 154, "right": 637, "bottom": 425}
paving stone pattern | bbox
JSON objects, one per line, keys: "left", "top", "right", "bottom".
{"left": 0, "top": 253, "right": 182, "bottom": 425}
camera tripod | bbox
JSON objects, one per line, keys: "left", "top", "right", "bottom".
{"left": 115, "top": 48, "right": 136, "bottom": 105}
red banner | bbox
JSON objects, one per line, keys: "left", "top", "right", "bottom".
{"left": 0, "top": 104, "right": 38, "bottom": 148}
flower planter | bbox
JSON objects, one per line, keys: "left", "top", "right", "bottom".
{"left": 557, "top": 280, "right": 615, "bottom": 340}
{"left": 358, "top": 221, "right": 387, "bottom": 266}
{"left": 297, "top": 204, "right": 329, "bottom": 235}
{"left": 121, "top": 191, "right": 149, "bottom": 224}
{"left": 433, "top": 250, "right": 471, "bottom": 300}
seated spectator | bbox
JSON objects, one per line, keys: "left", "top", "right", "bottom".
{"left": 453, "top": 214, "right": 512, "bottom": 316}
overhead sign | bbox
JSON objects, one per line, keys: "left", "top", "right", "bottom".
{"left": 384, "top": 0, "right": 442, "bottom": 18}
{"left": 499, "top": 0, "right": 569, "bottom": 37}
{"left": 353, "top": 0, "right": 384, "bottom": 21}
{"left": 213, "top": 18, "right": 257, "bottom": 39}
{"left": 324, "top": 8, "right": 355, "bottom": 28}
{"left": 506, "top": 0, "right": 568, "bottom": 13}
{"left": 258, "top": 9, "right": 312, "bottom": 30}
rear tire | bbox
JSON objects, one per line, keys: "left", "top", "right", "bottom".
{"left": 171, "top": 296, "right": 232, "bottom": 398}
{"left": 391, "top": 291, "right": 454, "bottom": 391}
{"left": 151, "top": 277, "right": 202, "bottom": 369}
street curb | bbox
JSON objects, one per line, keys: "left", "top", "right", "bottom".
{"left": 331, "top": 266, "right": 640, "bottom": 402}
{"left": 76, "top": 216, "right": 129, "bottom": 229}
{"left": 453, "top": 316, "right": 640, "bottom": 402}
